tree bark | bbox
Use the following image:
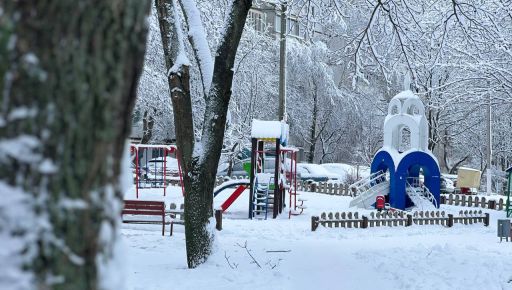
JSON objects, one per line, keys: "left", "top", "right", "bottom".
{"left": 307, "top": 81, "right": 318, "bottom": 163}
{"left": 141, "top": 110, "right": 155, "bottom": 144}
{"left": 0, "top": 1, "right": 149, "bottom": 289}
{"left": 155, "top": 0, "right": 251, "bottom": 268}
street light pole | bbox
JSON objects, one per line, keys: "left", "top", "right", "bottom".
{"left": 486, "top": 81, "right": 492, "bottom": 196}
{"left": 278, "top": 2, "right": 287, "bottom": 122}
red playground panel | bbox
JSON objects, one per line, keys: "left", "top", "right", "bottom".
{"left": 220, "top": 185, "right": 247, "bottom": 212}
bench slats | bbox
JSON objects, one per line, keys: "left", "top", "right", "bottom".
{"left": 124, "top": 200, "right": 164, "bottom": 206}
{"left": 122, "top": 210, "right": 164, "bottom": 216}
{"left": 123, "top": 220, "right": 163, "bottom": 224}
{"left": 124, "top": 204, "right": 164, "bottom": 210}
{"left": 122, "top": 200, "right": 165, "bottom": 236}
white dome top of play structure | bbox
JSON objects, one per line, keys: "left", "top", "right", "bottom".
{"left": 383, "top": 90, "right": 429, "bottom": 152}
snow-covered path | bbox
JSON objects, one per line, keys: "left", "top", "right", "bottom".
{"left": 123, "top": 186, "right": 512, "bottom": 290}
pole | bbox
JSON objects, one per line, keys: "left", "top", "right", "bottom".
{"left": 274, "top": 138, "right": 281, "bottom": 218}
{"left": 486, "top": 81, "right": 492, "bottom": 196}
{"left": 135, "top": 147, "right": 139, "bottom": 198}
{"left": 249, "top": 138, "right": 258, "bottom": 219}
{"left": 278, "top": 2, "right": 287, "bottom": 121}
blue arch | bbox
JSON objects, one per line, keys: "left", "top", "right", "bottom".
{"left": 370, "top": 150, "right": 396, "bottom": 199}
{"left": 371, "top": 150, "right": 396, "bottom": 175}
{"left": 394, "top": 151, "right": 441, "bottom": 209}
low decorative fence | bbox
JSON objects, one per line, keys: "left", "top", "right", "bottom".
{"left": 214, "top": 177, "right": 353, "bottom": 195}
{"left": 311, "top": 210, "right": 489, "bottom": 231}
{"left": 441, "top": 194, "right": 506, "bottom": 211}
{"left": 168, "top": 180, "right": 183, "bottom": 186}
{"left": 215, "top": 176, "right": 249, "bottom": 187}
{"left": 296, "top": 182, "right": 352, "bottom": 196}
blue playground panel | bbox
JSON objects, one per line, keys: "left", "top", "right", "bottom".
{"left": 371, "top": 150, "right": 440, "bottom": 210}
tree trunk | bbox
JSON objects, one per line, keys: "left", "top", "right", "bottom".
{"left": 0, "top": 2, "right": 149, "bottom": 289}
{"left": 141, "top": 110, "right": 155, "bottom": 144}
{"left": 155, "top": 0, "right": 251, "bottom": 268}
{"left": 307, "top": 81, "right": 318, "bottom": 163}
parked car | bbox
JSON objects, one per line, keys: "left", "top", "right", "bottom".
{"left": 144, "top": 156, "right": 180, "bottom": 180}
{"left": 217, "top": 158, "right": 251, "bottom": 177}
{"left": 440, "top": 176, "right": 455, "bottom": 194}
{"left": 321, "top": 163, "right": 371, "bottom": 183}
{"left": 442, "top": 174, "right": 458, "bottom": 188}
{"left": 217, "top": 157, "right": 296, "bottom": 179}
{"left": 297, "top": 163, "right": 339, "bottom": 183}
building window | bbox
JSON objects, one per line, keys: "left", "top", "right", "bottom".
{"left": 288, "top": 18, "right": 299, "bottom": 36}
{"left": 248, "top": 10, "right": 265, "bottom": 32}
{"left": 275, "top": 14, "right": 281, "bottom": 33}
{"left": 275, "top": 14, "right": 299, "bottom": 36}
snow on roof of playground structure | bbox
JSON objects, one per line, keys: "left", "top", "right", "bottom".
{"left": 251, "top": 119, "right": 287, "bottom": 139}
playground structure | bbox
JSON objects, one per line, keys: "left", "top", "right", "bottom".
{"left": 349, "top": 91, "right": 440, "bottom": 210}
{"left": 248, "top": 120, "right": 301, "bottom": 219}
{"left": 130, "top": 144, "right": 184, "bottom": 198}
{"left": 212, "top": 120, "right": 301, "bottom": 219}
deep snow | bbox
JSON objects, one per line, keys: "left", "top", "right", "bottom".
{"left": 123, "top": 185, "right": 512, "bottom": 290}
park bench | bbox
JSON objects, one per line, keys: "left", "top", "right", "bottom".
{"left": 122, "top": 200, "right": 166, "bottom": 236}
{"left": 168, "top": 203, "right": 185, "bottom": 236}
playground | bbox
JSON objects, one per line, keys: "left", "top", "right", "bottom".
{"left": 122, "top": 185, "right": 512, "bottom": 290}
{"left": 122, "top": 92, "right": 512, "bottom": 290}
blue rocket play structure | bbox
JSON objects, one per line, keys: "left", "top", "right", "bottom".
{"left": 350, "top": 91, "right": 440, "bottom": 210}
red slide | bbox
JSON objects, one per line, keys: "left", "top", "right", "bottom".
{"left": 220, "top": 185, "right": 247, "bottom": 212}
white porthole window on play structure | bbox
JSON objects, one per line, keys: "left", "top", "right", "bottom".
{"left": 391, "top": 105, "right": 399, "bottom": 115}
{"left": 399, "top": 126, "right": 411, "bottom": 153}
{"left": 407, "top": 105, "right": 420, "bottom": 115}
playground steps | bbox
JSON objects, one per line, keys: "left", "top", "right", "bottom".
{"left": 349, "top": 180, "right": 390, "bottom": 209}
{"left": 252, "top": 174, "right": 274, "bottom": 220}
{"left": 349, "top": 171, "right": 386, "bottom": 197}
{"left": 406, "top": 185, "right": 437, "bottom": 210}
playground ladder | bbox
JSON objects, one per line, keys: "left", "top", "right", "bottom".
{"left": 349, "top": 180, "right": 390, "bottom": 209}
{"left": 349, "top": 171, "right": 386, "bottom": 197}
{"left": 405, "top": 182, "right": 437, "bottom": 210}
{"left": 252, "top": 174, "right": 273, "bottom": 220}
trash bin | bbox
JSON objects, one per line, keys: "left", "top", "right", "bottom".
{"left": 497, "top": 219, "right": 511, "bottom": 242}
{"left": 375, "top": 195, "right": 385, "bottom": 211}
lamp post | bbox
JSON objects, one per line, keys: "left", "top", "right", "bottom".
{"left": 278, "top": 1, "right": 287, "bottom": 122}
{"left": 486, "top": 81, "right": 492, "bottom": 196}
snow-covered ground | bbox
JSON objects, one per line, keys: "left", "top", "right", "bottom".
{"left": 123, "top": 185, "right": 512, "bottom": 290}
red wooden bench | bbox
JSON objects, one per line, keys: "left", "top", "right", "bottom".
{"left": 122, "top": 200, "right": 166, "bottom": 236}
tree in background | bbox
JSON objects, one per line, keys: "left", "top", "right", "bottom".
{"left": 0, "top": 1, "right": 149, "bottom": 290}
{"left": 287, "top": 41, "right": 341, "bottom": 163}
{"left": 134, "top": 6, "right": 175, "bottom": 144}
{"left": 137, "top": 0, "right": 512, "bottom": 182}
{"left": 155, "top": 0, "right": 252, "bottom": 268}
